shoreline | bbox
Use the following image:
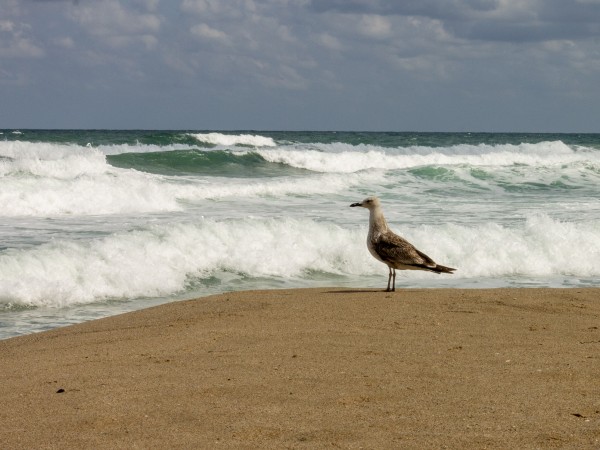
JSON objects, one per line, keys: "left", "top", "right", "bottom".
{"left": 1, "top": 287, "right": 599, "bottom": 448}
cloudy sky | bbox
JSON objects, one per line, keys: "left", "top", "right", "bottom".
{"left": 1, "top": 0, "right": 600, "bottom": 131}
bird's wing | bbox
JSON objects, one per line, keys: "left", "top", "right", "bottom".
{"left": 413, "top": 247, "right": 437, "bottom": 267}
{"left": 375, "top": 232, "right": 437, "bottom": 269}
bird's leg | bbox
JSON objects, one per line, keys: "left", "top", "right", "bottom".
{"left": 386, "top": 267, "right": 393, "bottom": 292}
{"left": 391, "top": 268, "right": 396, "bottom": 292}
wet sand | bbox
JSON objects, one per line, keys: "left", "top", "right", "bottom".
{"left": 1, "top": 288, "right": 599, "bottom": 449}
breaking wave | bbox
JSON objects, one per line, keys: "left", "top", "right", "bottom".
{"left": 188, "top": 132, "right": 277, "bottom": 147}
{"left": 257, "top": 140, "right": 600, "bottom": 173}
{"left": 1, "top": 215, "right": 598, "bottom": 308}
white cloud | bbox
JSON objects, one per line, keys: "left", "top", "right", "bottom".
{"left": 0, "top": 20, "right": 15, "bottom": 33}
{"left": 358, "top": 15, "right": 392, "bottom": 39}
{"left": 180, "top": 0, "right": 260, "bottom": 17}
{"left": 53, "top": 36, "right": 75, "bottom": 49}
{"left": 0, "top": 19, "right": 43, "bottom": 58}
{"left": 317, "top": 33, "right": 343, "bottom": 51}
{"left": 69, "top": 0, "right": 161, "bottom": 48}
{"left": 136, "top": 0, "right": 160, "bottom": 12}
{"left": 0, "top": 37, "right": 43, "bottom": 58}
{"left": 181, "top": 0, "right": 223, "bottom": 14}
{"left": 175, "top": 0, "right": 316, "bottom": 90}
{"left": 190, "top": 23, "right": 229, "bottom": 43}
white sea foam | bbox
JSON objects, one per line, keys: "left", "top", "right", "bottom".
{"left": 0, "top": 140, "right": 381, "bottom": 216}
{"left": 0, "top": 141, "right": 182, "bottom": 215}
{"left": 0, "top": 139, "right": 194, "bottom": 160}
{"left": 0, "top": 219, "right": 366, "bottom": 307}
{"left": 0, "top": 173, "right": 187, "bottom": 216}
{"left": 190, "top": 132, "right": 276, "bottom": 147}
{"left": 0, "top": 172, "right": 375, "bottom": 216}
{"left": 97, "top": 143, "right": 196, "bottom": 155}
{"left": 0, "top": 140, "right": 98, "bottom": 161}
{"left": 1, "top": 139, "right": 597, "bottom": 218}
{"left": 408, "top": 215, "right": 600, "bottom": 279}
{"left": 180, "top": 171, "right": 382, "bottom": 201}
{"left": 0, "top": 141, "right": 108, "bottom": 179}
{"left": 257, "top": 141, "right": 599, "bottom": 173}
{"left": 1, "top": 215, "right": 598, "bottom": 308}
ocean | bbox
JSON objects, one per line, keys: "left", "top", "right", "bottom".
{"left": 1, "top": 130, "right": 599, "bottom": 339}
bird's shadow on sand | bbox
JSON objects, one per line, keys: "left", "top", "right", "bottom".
{"left": 326, "top": 289, "right": 389, "bottom": 294}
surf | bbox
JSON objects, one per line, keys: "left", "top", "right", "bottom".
{"left": 0, "top": 140, "right": 385, "bottom": 216}
{"left": 188, "top": 132, "right": 277, "bottom": 147}
{"left": 1, "top": 215, "right": 597, "bottom": 309}
{"left": 256, "top": 140, "right": 600, "bottom": 173}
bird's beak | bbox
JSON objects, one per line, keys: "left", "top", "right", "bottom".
{"left": 350, "top": 202, "right": 361, "bottom": 207}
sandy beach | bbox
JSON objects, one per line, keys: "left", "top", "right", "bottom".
{"left": 1, "top": 287, "right": 599, "bottom": 449}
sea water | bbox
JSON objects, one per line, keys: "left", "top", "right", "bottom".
{"left": 1, "top": 130, "right": 599, "bottom": 338}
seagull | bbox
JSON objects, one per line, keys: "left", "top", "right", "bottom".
{"left": 350, "top": 196, "right": 456, "bottom": 292}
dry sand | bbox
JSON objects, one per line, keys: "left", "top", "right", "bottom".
{"left": 1, "top": 288, "right": 599, "bottom": 449}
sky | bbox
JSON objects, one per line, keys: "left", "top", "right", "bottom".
{"left": 1, "top": 0, "right": 600, "bottom": 131}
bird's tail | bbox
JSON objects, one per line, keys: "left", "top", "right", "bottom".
{"left": 433, "top": 264, "right": 456, "bottom": 274}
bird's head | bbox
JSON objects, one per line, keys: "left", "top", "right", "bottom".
{"left": 350, "top": 196, "right": 381, "bottom": 210}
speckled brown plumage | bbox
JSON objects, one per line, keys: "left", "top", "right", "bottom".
{"left": 351, "top": 196, "right": 456, "bottom": 291}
